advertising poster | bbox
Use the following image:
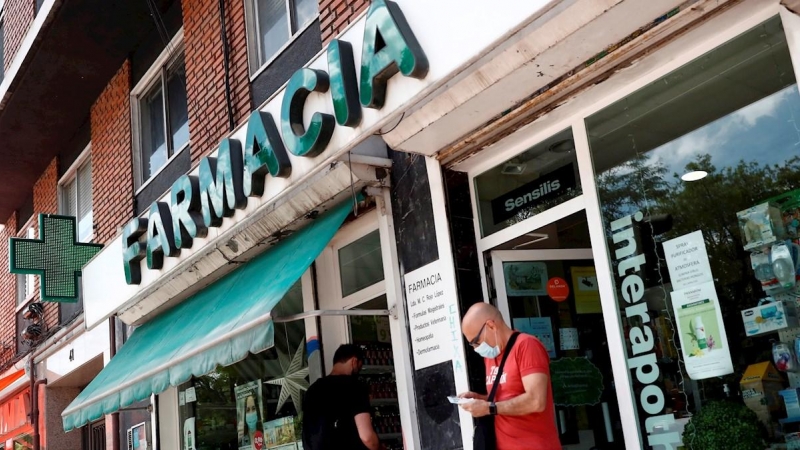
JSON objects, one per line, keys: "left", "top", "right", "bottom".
{"left": 671, "top": 282, "right": 734, "bottom": 379}
{"left": 571, "top": 266, "right": 602, "bottom": 314}
{"left": 503, "top": 262, "right": 548, "bottom": 296}
{"left": 264, "top": 417, "right": 297, "bottom": 447}
{"left": 663, "top": 231, "right": 714, "bottom": 290}
{"left": 513, "top": 317, "right": 556, "bottom": 358}
{"left": 236, "top": 380, "right": 265, "bottom": 450}
{"left": 183, "top": 418, "right": 196, "bottom": 450}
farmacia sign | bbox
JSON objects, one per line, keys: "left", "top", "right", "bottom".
{"left": 122, "top": 0, "right": 427, "bottom": 284}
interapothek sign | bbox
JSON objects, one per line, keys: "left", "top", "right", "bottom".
{"left": 81, "top": 0, "right": 553, "bottom": 329}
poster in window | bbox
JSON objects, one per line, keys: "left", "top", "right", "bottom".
{"left": 571, "top": 266, "right": 602, "bottom": 314}
{"left": 503, "top": 262, "right": 548, "bottom": 296}
{"left": 236, "top": 380, "right": 265, "bottom": 450}
{"left": 671, "top": 281, "right": 734, "bottom": 380}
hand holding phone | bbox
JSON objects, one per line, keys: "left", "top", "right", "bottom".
{"left": 447, "top": 396, "right": 475, "bottom": 405}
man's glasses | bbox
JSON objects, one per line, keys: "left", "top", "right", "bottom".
{"left": 468, "top": 321, "right": 488, "bottom": 347}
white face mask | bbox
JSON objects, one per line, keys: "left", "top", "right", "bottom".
{"left": 474, "top": 328, "right": 501, "bottom": 359}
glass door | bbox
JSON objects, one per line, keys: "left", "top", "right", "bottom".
{"left": 490, "top": 249, "right": 623, "bottom": 449}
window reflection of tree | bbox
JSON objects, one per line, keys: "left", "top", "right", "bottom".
{"left": 596, "top": 149, "right": 800, "bottom": 402}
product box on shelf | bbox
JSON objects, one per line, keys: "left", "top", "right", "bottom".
{"left": 741, "top": 362, "right": 785, "bottom": 430}
{"left": 738, "top": 203, "right": 787, "bottom": 251}
{"left": 741, "top": 299, "right": 799, "bottom": 337}
{"left": 264, "top": 417, "right": 297, "bottom": 449}
{"left": 780, "top": 388, "right": 800, "bottom": 419}
{"left": 788, "top": 432, "right": 800, "bottom": 450}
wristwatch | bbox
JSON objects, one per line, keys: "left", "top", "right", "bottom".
{"left": 489, "top": 402, "right": 498, "bottom": 416}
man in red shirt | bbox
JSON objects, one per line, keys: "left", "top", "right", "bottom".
{"left": 459, "top": 303, "right": 561, "bottom": 450}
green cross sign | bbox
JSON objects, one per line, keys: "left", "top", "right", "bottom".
{"left": 9, "top": 214, "right": 103, "bottom": 302}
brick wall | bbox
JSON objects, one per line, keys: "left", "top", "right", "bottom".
{"left": 2, "top": 0, "right": 35, "bottom": 72}
{"left": 30, "top": 158, "right": 60, "bottom": 331}
{"left": 181, "top": 0, "right": 251, "bottom": 164}
{"left": 91, "top": 61, "right": 133, "bottom": 245}
{"left": 320, "top": 0, "right": 369, "bottom": 45}
{"left": 0, "top": 212, "right": 18, "bottom": 367}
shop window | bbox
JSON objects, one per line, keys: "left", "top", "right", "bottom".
{"left": 474, "top": 128, "right": 582, "bottom": 237}
{"left": 60, "top": 150, "right": 93, "bottom": 243}
{"left": 586, "top": 16, "right": 800, "bottom": 448}
{"left": 338, "top": 230, "right": 385, "bottom": 297}
{"left": 177, "top": 280, "right": 307, "bottom": 449}
{"left": 245, "top": 0, "right": 318, "bottom": 75}
{"left": 132, "top": 35, "right": 189, "bottom": 188}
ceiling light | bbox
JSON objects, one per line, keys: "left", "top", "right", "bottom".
{"left": 501, "top": 163, "right": 526, "bottom": 175}
{"left": 681, "top": 170, "right": 708, "bottom": 182}
{"left": 548, "top": 139, "right": 575, "bottom": 154}
{"left": 513, "top": 233, "right": 549, "bottom": 249}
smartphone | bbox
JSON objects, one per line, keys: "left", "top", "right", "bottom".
{"left": 447, "top": 396, "right": 474, "bottom": 405}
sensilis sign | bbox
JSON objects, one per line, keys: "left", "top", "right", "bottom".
{"left": 122, "top": 0, "right": 428, "bottom": 284}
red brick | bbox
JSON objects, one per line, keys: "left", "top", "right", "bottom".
{"left": 3, "top": 0, "right": 35, "bottom": 73}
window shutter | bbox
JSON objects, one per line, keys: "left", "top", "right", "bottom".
{"left": 77, "top": 159, "right": 92, "bottom": 221}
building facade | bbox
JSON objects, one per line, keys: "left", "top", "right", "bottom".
{"left": 2, "top": 0, "right": 800, "bottom": 449}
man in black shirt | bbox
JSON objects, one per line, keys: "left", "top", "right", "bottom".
{"left": 302, "top": 344, "right": 382, "bottom": 450}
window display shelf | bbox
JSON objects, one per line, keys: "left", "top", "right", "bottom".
{"left": 370, "top": 398, "right": 399, "bottom": 406}
{"left": 379, "top": 432, "right": 402, "bottom": 440}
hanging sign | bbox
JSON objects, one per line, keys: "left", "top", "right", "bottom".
{"left": 9, "top": 214, "right": 103, "bottom": 302}
{"left": 550, "top": 357, "right": 603, "bottom": 406}
{"left": 547, "top": 277, "right": 569, "bottom": 302}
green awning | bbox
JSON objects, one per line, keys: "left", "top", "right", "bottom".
{"left": 62, "top": 199, "right": 354, "bottom": 431}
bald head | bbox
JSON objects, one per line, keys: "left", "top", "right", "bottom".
{"left": 463, "top": 303, "right": 503, "bottom": 328}
{"left": 461, "top": 303, "right": 512, "bottom": 350}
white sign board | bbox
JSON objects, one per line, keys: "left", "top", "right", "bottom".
{"left": 405, "top": 260, "right": 460, "bottom": 370}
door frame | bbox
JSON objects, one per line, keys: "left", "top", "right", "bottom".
{"left": 490, "top": 249, "right": 593, "bottom": 324}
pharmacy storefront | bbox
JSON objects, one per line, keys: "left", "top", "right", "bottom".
{"left": 434, "top": 1, "right": 800, "bottom": 449}
{"left": 57, "top": 1, "right": 800, "bottom": 450}
{"left": 57, "top": 1, "right": 567, "bottom": 449}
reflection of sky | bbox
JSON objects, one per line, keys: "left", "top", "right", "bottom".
{"left": 649, "top": 85, "right": 800, "bottom": 176}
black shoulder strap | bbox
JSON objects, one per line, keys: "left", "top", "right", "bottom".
{"left": 488, "top": 332, "right": 520, "bottom": 402}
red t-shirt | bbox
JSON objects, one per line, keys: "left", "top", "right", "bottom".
{"left": 484, "top": 333, "right": 561, "bottom": 450}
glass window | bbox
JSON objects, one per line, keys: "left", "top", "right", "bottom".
{"left": 586, "top": 17, "right": 800, "bottom": 448}
{"left": 474, "top": 128, "right": 582, "bottom": 237}
{"left": 61, "top": 157, "right": 93, "bottom": 243}
{"left": 178, "top": 281, "right": 307, "bottom": 450}
{"left": 339, "top": 230, "right": 385, "bottom": 297}
{"left": 248, "top": 0, "right": 319, "bottom": 73}
{"left": 138, "top": 55, "right": 189, "bottom": 183}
